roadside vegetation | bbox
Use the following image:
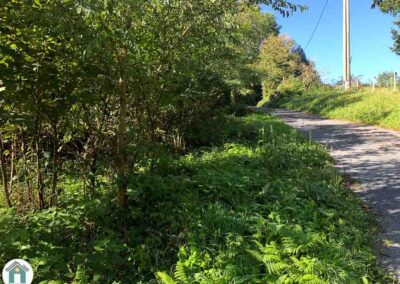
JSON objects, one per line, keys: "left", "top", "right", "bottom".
{"left": 0, "top": 0, "right": 394, "bottom": 283}
{"left": 0, "top": 113, "right": 387, "bottom": 283}
{"left": 273, "top": 88, "right": 400, "bottom": 130}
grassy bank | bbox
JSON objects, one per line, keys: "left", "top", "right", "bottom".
{"left": 0, "top": 114, "right": 387, "bottom": 283}
{"left": 274, "top": 88, "right": 400, "bottom": 130}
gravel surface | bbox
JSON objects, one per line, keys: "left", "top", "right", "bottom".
{"left": 269, "top": 108, "right": 400, "bottom": 278}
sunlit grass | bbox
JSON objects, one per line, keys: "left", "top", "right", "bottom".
{"left": 276, "top": 88, "right": 400, "bottom": 130}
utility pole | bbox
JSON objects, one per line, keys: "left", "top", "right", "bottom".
{"left": 343, "top": 0, "right": 351, "bottom": 90}
{"left": 394, "top": 71, "right": 397, "bottom": 93}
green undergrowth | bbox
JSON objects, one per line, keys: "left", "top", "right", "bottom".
{"left": 274, "top": 88, "right": 400, "bottom": 130}
{"left": 0, "top": 114, "right": 388, "bottom": 283}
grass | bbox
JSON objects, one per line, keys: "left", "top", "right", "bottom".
{"left": 0, "top": 113, "right": 389, "bottom": 283}
{"left": 274, "top": 88, "right": 400, "bottom": 130}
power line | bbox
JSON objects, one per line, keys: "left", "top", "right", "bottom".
{"left": 304, "top": 0, "right": 329, "bottom": 50}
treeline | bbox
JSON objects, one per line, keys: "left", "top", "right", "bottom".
{"left": 257, "top": 34, "right": 320, "bottom": 105}
{"left": 0, "top": 0, "right": 317, "bottom": 211}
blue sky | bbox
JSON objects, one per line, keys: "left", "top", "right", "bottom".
{"left": 261, "top": 1, "right": 400, "bottom": 83}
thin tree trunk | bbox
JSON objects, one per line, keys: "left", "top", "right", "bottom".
{"left": 21, "top": 140, "right": 33, "bottom": 204}
{"left": 116, "top": 47, "right": 129, "bottom": 210}
{"left": 9, "top": 136, "right": 16, "bottom": 191}
{"left": 50, "top": 128, "right": 59, "bottom": 207}
{"left": 117, "top": 81, "right": 128, "bottom": 209}
{"left": 33, "top": 90, "right": 45, "bottom": 209}
{"left": 0, "top": 138, "right": 12, "bottom": 208}
{"left": 88, "top": 133, "right": 99, "bottom": 195}
{"left": 83, "top": 173, "right": 87, "bottom": 198}
{"left": 33, "top": 117, "right": 45, "bottom": 210}
{"left": 89, "top": 95, "right": 108, "bottom": 194}
{"left": 89, "top": 153, "right": 97, "bottom": 193}
{"left": 36, "top": 138, "right": 45, "bottom": 210}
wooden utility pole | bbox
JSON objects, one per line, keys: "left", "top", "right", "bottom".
{"left": 394, "top": 71, "right": 397, "bottom": 93}
{"left": 343, "top": 0, "right": 351, "bottom": 90}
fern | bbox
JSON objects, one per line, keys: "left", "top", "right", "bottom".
{"left": 156, "top": 272, "right": 177, "bottom": 284}
{"left": 174, "top": 261, "right": 188, "bottom": 283}
{"left": 282, "top": 236, "right": 303, "bottom": 255}
{"left": 298, "top": 274, "right": 327, "bottom": 284}
{"left": 247, "top": 249, "right": 288, "bottom": 275}
{"left": 247, "top": 249, "right": 264, "bottom": 264}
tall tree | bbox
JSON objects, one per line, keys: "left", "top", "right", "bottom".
{"left": 374, "top": 0, "right": 400, "bottom": 55}
{"left": 257, "top": 35, "right": 300, "bottom": 92}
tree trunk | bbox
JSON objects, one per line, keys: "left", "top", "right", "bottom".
{"left": 116, "top": 47, "right": 129, "bottom": 210}
{"left": 0, "top": 138, "right": 12, "bottom": 208}
{"left": 9, "top": 136, "right": 16, "bottom": 191}
{"left": 89, "top": 153, "right": 97, "bottom": 194}
{"left": 35, "top": 138, "right": 45, "bottom": 210}
{"left": 21, "top": 139, "right": 33, "bottom": 204}
{"left": 117, "top": 84, "right": 128, "bottom": 209}
{"left": 50, "top": 128, "right": 59, "bottom": 207}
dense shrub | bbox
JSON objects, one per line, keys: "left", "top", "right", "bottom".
{"left": 258, "top": 78, "right": 305, "bottom": 107}
{"left": 0, "top": 114, "right": 388, "bottom": 283}
{"left": 277, "top": 77, "right": 305, "bottom": 97}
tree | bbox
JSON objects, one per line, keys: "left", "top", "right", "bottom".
{"left": 292, "top": 44, "right": 309, "bottom": 65}
{"left": 376, "top": 71, "right": 399, "bottom": 87}
{"left": 374, "top": 0, "right": 400, "bottom": 55}
{"left": 0, "top": 0, "right": 310, "bottom": 211}
{"left": 300, "top": 61, "right": 321, "bottom": 89}
{"left": 0, "top": 0, "right": 89, "bottom": 209}
{"left": 220, "top": 4, "right": 280, "bottom": 106}
{"left": 257, "top": 35, "right": 300, "bottom": 92}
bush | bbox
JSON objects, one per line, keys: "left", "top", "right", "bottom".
{"left": 258, "top": 78, "right": 305, "bottom": 107}
{"left": 277, "top": 77, "right": 305, "bottom": 97}
{"left": 155, "top": 114, "right": 387, "bottom": 283}
{"left": 233, "top": 102, "right": 248, "bottom": 116}
{"left": 0, "top": 114, "right": 388, "bottom": 283}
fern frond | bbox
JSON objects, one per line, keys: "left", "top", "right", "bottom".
{"left": 247, "top": 249, "right": 265, "bottom": 263}
{"left": 247, "top": 249, "right": 288, "bottom": 275}
{"left": 298, "top": 273, "right": 326, "bottom": 284}
{"left": 264, "top": 261, "right": 289, "bottom": 275}
{"left": 156, "top": 271, "right": 177, "bottom": 284}
{"left": 174, "top": 261, "right": 188, "bottom": 283}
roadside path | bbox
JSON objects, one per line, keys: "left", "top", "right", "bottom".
{"left": 269, "top": 108, "right": 400, "bottom": 278}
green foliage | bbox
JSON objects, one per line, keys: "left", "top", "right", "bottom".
{"left": 376, "top": 71, "right": 399, "bottom": 87}
{"left": 0, "top": 0, "right": 288, "bottom": 210}
{"left": 277, "top": 77, "right": 305, "bottom": 96}
{"left": 258, "top": 78, "right": 305, "bottom": 107}
{"left": 233, "top": 103, "right": 249, "bottom": 117}
{"left": 153, "top": 115, "right": 386, "bottom": 283}
{"left": 275, "top": 88, "right": 400, "bottom": 130}
{"left": 0, "top": 114, "right": 387, "bottom": 283}
{"left": 375, "top": 0, "right": 400, "bottom": 55}
{"left": 256, "top": 36, "right": 320, "bottom": 106}
{"left": 257, "top": 35, "right": 300, "bottom": 92}
{"left": 156, "top": 272, "right": 177, "bottom": 284}
{"left": 0, "top": 0, "right": 386, "bottom": 282}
